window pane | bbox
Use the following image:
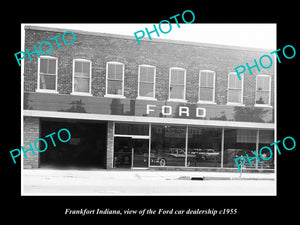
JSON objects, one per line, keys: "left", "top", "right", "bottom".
{"left": 147, "top": 67, "right": 155, "bottom": 82}
{"left": 224, "top": 129, "right": 257, "bottom": 168}
{"left": 40, "top": 58, "right": 48, "bottom": 74}
{"left": 200, "top": 72, "right": 207, "bottom": 86}
{"left": 108, "top": 63, "right": 123, "bottom": 80}
{"left": 228, "top": 89, "right": 241, "bottom": 103}
{"left": 115, "top": 123, "right": 149, "bottom": 135}
{"left": 171, "top": 69, "right": 184, "bottom": 85}
{"left": 139, "top": 66, "right": 147, "bottom": 82}
{"left": 176, "top": 70, "right": 185, "bottom": 84}
{"left": 139, "top": 82, "right": 154, "bottom": 97}
{"left": 48, "top": 59, "right": 56, "bottom": 74}
{"left": 228, "top": 74, "right": 236, "bottom": 88}
{"left": 40, "top": 74, "right": 55, "bottom": 90}
{"left": 115, "top": 64, "right": 123, "bottom": 80}
{"left": 187, "top": 127, "right": 222, "bottom": 167}
{"left": 170, "top": 85, "right": 184, "bottom": 99}
{"left": 82, "top": 62, "right": 90, "bottom": 77}
{"left": 107, "top": 63, "right": 115, "bottom": 79}
{"left": 207, "top": 72, "right": 214, "bottom": 87}
{"left": 259, "top": 130, "right": 274, "bottom": 169}
{"left": 200, "top": 87, "right": 213, "bottom": 101}
{"left": 257, "top": 76, "right": 270, "bottom": 91}
{"left": 256, "top": 91, "right": 269, "bottom": 104}
{"left": 75, "top": 61, "right": 82, "bottom": 73}
{"left": 74, "top": 77, "right": 89, "bottom": 93}
{"left": 150, "top": 125, "right": 186, "bottom": 167}
{"left": 107, "top": 80, "right": 123, "bottom": 95}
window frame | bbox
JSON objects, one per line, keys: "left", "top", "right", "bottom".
{"left": 255, "top": 74, "right": 272, "bottom": 107}
{"left": 105, "top": 61, "right": 125, "bottom": 98}
{"left": 71, "top": 59, "right": 92, "bottom": 96}
{"left": 168, "top": 67, "right": 187, "bottom": 102}
{"left": 227, "top": 72, "right": 244, "bottom": 106}
{"left": 198, "top": 70, "right": 216, "bottom": 104}
{"left": 36, "top": 56, "right": 58, "bottom": 93}
{"left": 137, "top": 64, "right": 156, "bottom": 100}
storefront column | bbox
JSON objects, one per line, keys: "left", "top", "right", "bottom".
{"left": 255, "top": 129, "right": 259, "bottom": 169}
{"left": 106, "top": 121, "right": 114, "bottom": 169}
{"left": 220, "top": 128, "right": 224, "bottom": 168}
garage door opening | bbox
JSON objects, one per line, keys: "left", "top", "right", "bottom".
{"left": 40, "top": 119, "right": 107, "bottom": 169}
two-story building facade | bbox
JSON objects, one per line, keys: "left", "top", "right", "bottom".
{"left": 22, "top": 25, "right": 275, "bottom": 171}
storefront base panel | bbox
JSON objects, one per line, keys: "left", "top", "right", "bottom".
{"left": 147, "top": 167, "right": 274, "bottom": 173}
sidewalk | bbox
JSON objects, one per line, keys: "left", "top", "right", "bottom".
{"left": 21, "top": 169, "right": 276, "bottom": 195}
{"left": 22, "top": 168, "right": 275, "bottom": 181}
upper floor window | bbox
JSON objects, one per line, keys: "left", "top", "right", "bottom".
{"left": 227, "top": 72, "right": 243, "bottom": 104}
{"left": 37, "top": 56, "right": 58, "bottom": 92}
{"left": 198, "top": 70, "right": 215, "bottom": 103}
{"left": 72, "top": 59, "right": 92, "bottom": 95}
{"left": 105, "top": 62, "right": 125, "bottom": 97}
{"left": 138, "top": 65, "right": 156, "bottom": 99}
{"left": 169, "top": 67, "right": 186, "bottom": 101}
{"left": 255, "top": 75, "right": 271, "bottom": 106}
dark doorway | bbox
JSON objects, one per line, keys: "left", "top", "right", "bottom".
{"left": 40, "top": 119, "right": 107, "bottom": 169}
{"left": 113, "top": 137, "right": 149, "bottom": 168}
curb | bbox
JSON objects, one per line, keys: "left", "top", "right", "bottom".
{"left": 177, "top": 176, "right": 275, "bottom": 181}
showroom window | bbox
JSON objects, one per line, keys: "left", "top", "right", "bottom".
{"left": 187, "top": 127, "right": 222, "bottom": 167}
{"left": 258, "top": 130, "right": 274, "bottom": 169}
{"left": 150, "top": 125, "right": 186, "bottom": 167}
{"left": 223, "top": 128, "right": 257, "bottom": 168}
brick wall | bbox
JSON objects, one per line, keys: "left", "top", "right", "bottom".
{"left": 24, "top": 27, "right": 275, "bottom": 107}
{"left": 23, "top": 116, "right": 40, "bottom": 168}
{"left": 106, "top": 121, "right": 114, "bottom": 169}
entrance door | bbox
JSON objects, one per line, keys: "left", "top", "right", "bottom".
{"left": 114, "top": 137, "right": 149, "bottom": 168}
{"left": 114, "top": 137, "right": 132, "bottom": 168}
{"left": 132, "top": 139, "right": 149, "bottom": 168}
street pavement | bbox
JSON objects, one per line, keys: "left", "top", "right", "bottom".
{"left": 22, "top": 169, "right": 276, "bottom": 196}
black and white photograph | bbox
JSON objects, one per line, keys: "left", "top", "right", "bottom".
{"left": 4, "top": 5, "right": 298, "bottom": 222}
{"left": 20, "top": 23, "right": 277, "bottom": 196}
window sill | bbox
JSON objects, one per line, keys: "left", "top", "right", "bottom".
{"left": 36, "top": 89, "right": 58, "bottom": 94}
{"left": 136, "top": 96, "right": 157, "bottom": 101}
{"left": 70, "top": 92, "right": 93, "bottom": 96}
{"left": 197, "top": 100, "right": 217, "bottom": 104}
{"left": 104, "top": 94, "right": 126, "bottom": 99}
{"left": 226, "top": 102, "right": 245, "bottom": 107}
{"left": 254, "top": 104, "right": 273, "bottom": 108}
{"left": 167, "top": 99, "right": 187, "bottom": 103}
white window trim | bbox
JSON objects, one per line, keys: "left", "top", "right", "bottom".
{"left": 137, "top": 64, "right": 157, "bottom": 101}
{"left": 104, "top": 61, "right": 125, "bottom": 98}
{"left": 168, "top": 67, "right": 187, "bottom": 102}
{"left": 36, "top": 56, "right": 58, "bottom": 93}
{"left": 254, "top": 74, "right": 272, "bottom": 107}
{"left": 71, "top": 59, "right": 92, "bottom": 96}
{"left": 198, "top": 70, "right": 216, "bottom": 104}
{"left": 226, "top": 72, "right": 245, "bottom": 106}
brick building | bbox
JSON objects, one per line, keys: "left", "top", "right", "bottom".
{"left": 22, "top": 25, "right": 275, "bottom": 171}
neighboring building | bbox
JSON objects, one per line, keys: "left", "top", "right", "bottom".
{"left": 23, "top": 25, "right": 275, "bottom": 171}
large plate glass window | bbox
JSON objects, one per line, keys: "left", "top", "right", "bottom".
{"left": 150, "top": 125, "right": 186, "bottom": 167}
{"left": 187, "top": 127, "right": 222, "bottom": 167}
